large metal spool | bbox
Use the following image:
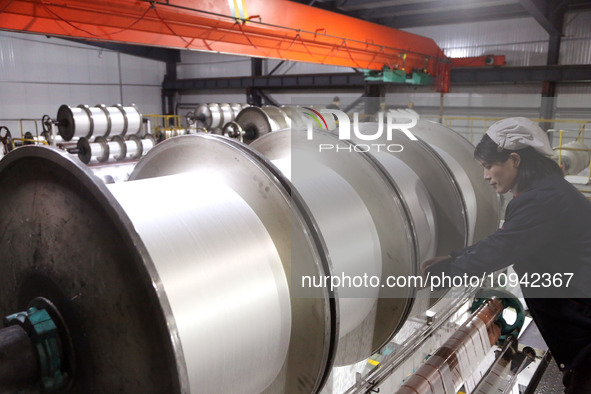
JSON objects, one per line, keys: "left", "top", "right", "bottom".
{"left": 190, "top": 103, "right": 249, "bottom": 129}
{"left": 552, "top": 140, "right": 591, "bottom": 175}
{"left": 77, "top": 135, "right": 156, "bottom": 165}
{"left": 409, "top": 120, "right": 501, "bottom": 244}
{"left": 0, "top": 136, "right": 333, "bottom": 393}
{"left": 231, "top": 106, "right": 291, "bottom": 144}
{"left": 251, "top": 130, "right": 418, "bottom": 366}
{"left": 226, "top": 105, "right": 338, "bottom": 144}
{"left": 280, "top": 106, "right": 313, "bottom": 129}
{"left": 57, "top": 104, "right": 142, "bottom": 142}
{"left": 0, "top": 146, "right": 181, "bottom": 393}
{"left": 279, "top": 105, "right": 338, "bottom": 132}
{"left": 249, "top": 120, "right": 499, "bottom": 366}
{"left": 350, "top": 119, "right": 500, "bottom": 252}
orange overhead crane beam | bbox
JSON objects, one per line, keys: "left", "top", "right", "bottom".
{"left": 0, "top": 0, "right": 504, "bottom": 92}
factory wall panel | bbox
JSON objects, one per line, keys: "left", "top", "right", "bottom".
{"left": 560, "top": 10, "right": 591, "bottom": 65}
{"left": 0, "top": 31, "right": 165, "bottom": 136}
{"left": 120, "top": 53, "right": 166, "bottom": 86}
{"left": 178, "top": 92, "right": 248, "bottom": 105}
{"left": 122, "top": 86, "right": 163, "bottom": 116}
{"left": 265, "top": 59, "right": 352, "bottom": 75}
{"left": 177, "top": 51, "right": 252, "bottom": 78}
{"left": 555, "top": 84, "right": 591, "bottom": 122}
{"left": 556, "top": 84, "right": 591, "bottom": 108}
{"left": 0, "top": 32, "right": 120, "bottom": 85}
{"left": 385, "top": 84, "right": 545, "bottom": 143}
{"left": 177, "top": 52, "right": 351, "bottom": 79}
{"left": 387, "top": 84, "right": 542, "bottom": 115}
{"left": 267, "top": 92, "right": 363, "bottom": 106}
{"left": 404, "top": 17, "right": 549, "bottom": 66}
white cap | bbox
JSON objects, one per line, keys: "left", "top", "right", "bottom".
{"left": 486, "top": 117, "right": 553, "bottom": 156}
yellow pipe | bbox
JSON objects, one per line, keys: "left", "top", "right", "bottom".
{"left": 11, "top": 138, "right": 49, "bottom": 148}
{"left": 558, "top": 130, "right": 564, "bottom": 168}
{"left": 19, "top": 119, "right": 41, "bottom": 138}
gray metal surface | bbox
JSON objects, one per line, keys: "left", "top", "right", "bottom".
{"left": 411, "top": 120, "right": 500, "bottom": 244}
{"left": 262, "top": 105, "right": 291, "bottom": 129}
{"left": 219, "top": 103, "right": 234, "bottom": 126}
{"left": 552, "top": 140, "right": 590, "bottom": 175}
{"left": 130, "top": 135, "right": 334, "bottom": 393}
{"left": 0, "top": 146, "right": 186, "bottom": 393}
{"left": 230, "top": 103, "right": 243, "bottom": 118}
{"left": 234, "top": 106, "right": 288, "bottom": 143}
{"left": 307, "top": 105, "right": 337, "bottom": 131}
{"left": 280, "top": 105, "right": 308, "bottom": 129}
{"left": 194, "top": 103, "right": 222, "bottom": 129}
{"left": 252, "top": 129, "right": 417, "bottom": 367}
{"left": 353, "top": 124, "right": 467, "bottom": 256}
{"left": 349, "top": 124, "right": 438, "bottom": 263}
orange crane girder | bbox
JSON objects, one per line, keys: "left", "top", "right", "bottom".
{"left": 0, "top": 0, "right": 504, "bottom": 92}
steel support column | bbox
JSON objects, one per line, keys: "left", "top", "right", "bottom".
{"left": 539, "top": 5, "right": 564, "bottom": 138}
{"left": 363, "top": 83, "right": 385, "bottom": 115}
{"left": 248, "top": 58, "right": 264, "bottom": 106}
{"left": 162, "top": 53, "right": 180, "bottom": 117}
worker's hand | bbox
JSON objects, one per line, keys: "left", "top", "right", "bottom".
{"left": 420, "top": 255, "right": 452, "bottom": 278}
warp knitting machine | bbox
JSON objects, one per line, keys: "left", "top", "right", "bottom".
{"left": 0, "top": 116, "right": 531, "bottom": 394}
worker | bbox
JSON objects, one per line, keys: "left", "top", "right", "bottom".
{"left": 421, "top": 117, "right": 591, "bottom": 393}
{"left": 326, "top": 96, "right": 340, "bottom": 110}
{"left": 372, "top": 100, "right": 389, "bottom": 122}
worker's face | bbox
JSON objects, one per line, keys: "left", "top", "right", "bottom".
{"left": 480, "top": 153, "right": 520, "bottom": 194}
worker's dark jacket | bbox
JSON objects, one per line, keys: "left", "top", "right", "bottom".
{"left": 427, "top": 174, "right": 591, "bottom": 370}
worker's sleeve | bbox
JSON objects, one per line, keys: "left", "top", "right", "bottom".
{"left": 427, "top": 193, "right": 559, "bottom": 278}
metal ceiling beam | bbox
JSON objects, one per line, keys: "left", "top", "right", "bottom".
{"left": 567, "top": 0, "right": 591, "bottom": 10}
{"left": 162, "top": 64, "right": 591, "bottom": 93}
{"left": 340, "top": 0, "right": 424, "bottom": 11}
{"left": 359, "top": 0, "right": 516, "bottom": 19}
{"left": 451, "top": 64, "right": 591, "bottom": 84}
{"left": 287, "top": 0, "right": 361, "bottom": 18}
{"left": 518, "top": 0, "right": 560, "bottom": 34}
{"left": 64, "top": 39, "right": 181, "bottom": 63}
{"left": 163, "top": 72, "right": 366, "bottom": 91}
{"left": 382, "top": 4, "right": 528, "bottom": 28}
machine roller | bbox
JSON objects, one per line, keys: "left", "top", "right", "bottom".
{"left": 409, "top": 120, "right": 501, "bottom": 244}
{"left": 56, "top": 104, "right": 142, "bottom": 142}
{"left": 251, "top": 130, "right": 418, "bottom": 367}
{"left": 76, "top": 134, "right": 156, "bottom": 164}
{"left": 552, "top": 140, "right": 591, "bottom": 175}
{"left": 227, "top": 105, "right": 337, "bottom": 144}
{"left": 230, "top": 106, "right": 292, "bottom": 144}
{"left": 187, "top": 103, "right": 249, "bottom": 130}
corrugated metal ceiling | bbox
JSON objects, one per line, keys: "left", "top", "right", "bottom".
{"left": 289, "top": 0, "right": 591, "bottom": 30}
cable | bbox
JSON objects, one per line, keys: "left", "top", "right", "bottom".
{"left": 39, "top": 1, "right": 152, "bottom": 38}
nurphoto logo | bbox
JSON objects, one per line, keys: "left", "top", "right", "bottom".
{"left": 301, "top": 107, "right": 420, "bottom": 153}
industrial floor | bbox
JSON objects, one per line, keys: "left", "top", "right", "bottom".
{"left": 519, "top": 317, "right": 565, "bottom": 393}
{"left": 533, "top": 359, "right": 565, "bottom": 394}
